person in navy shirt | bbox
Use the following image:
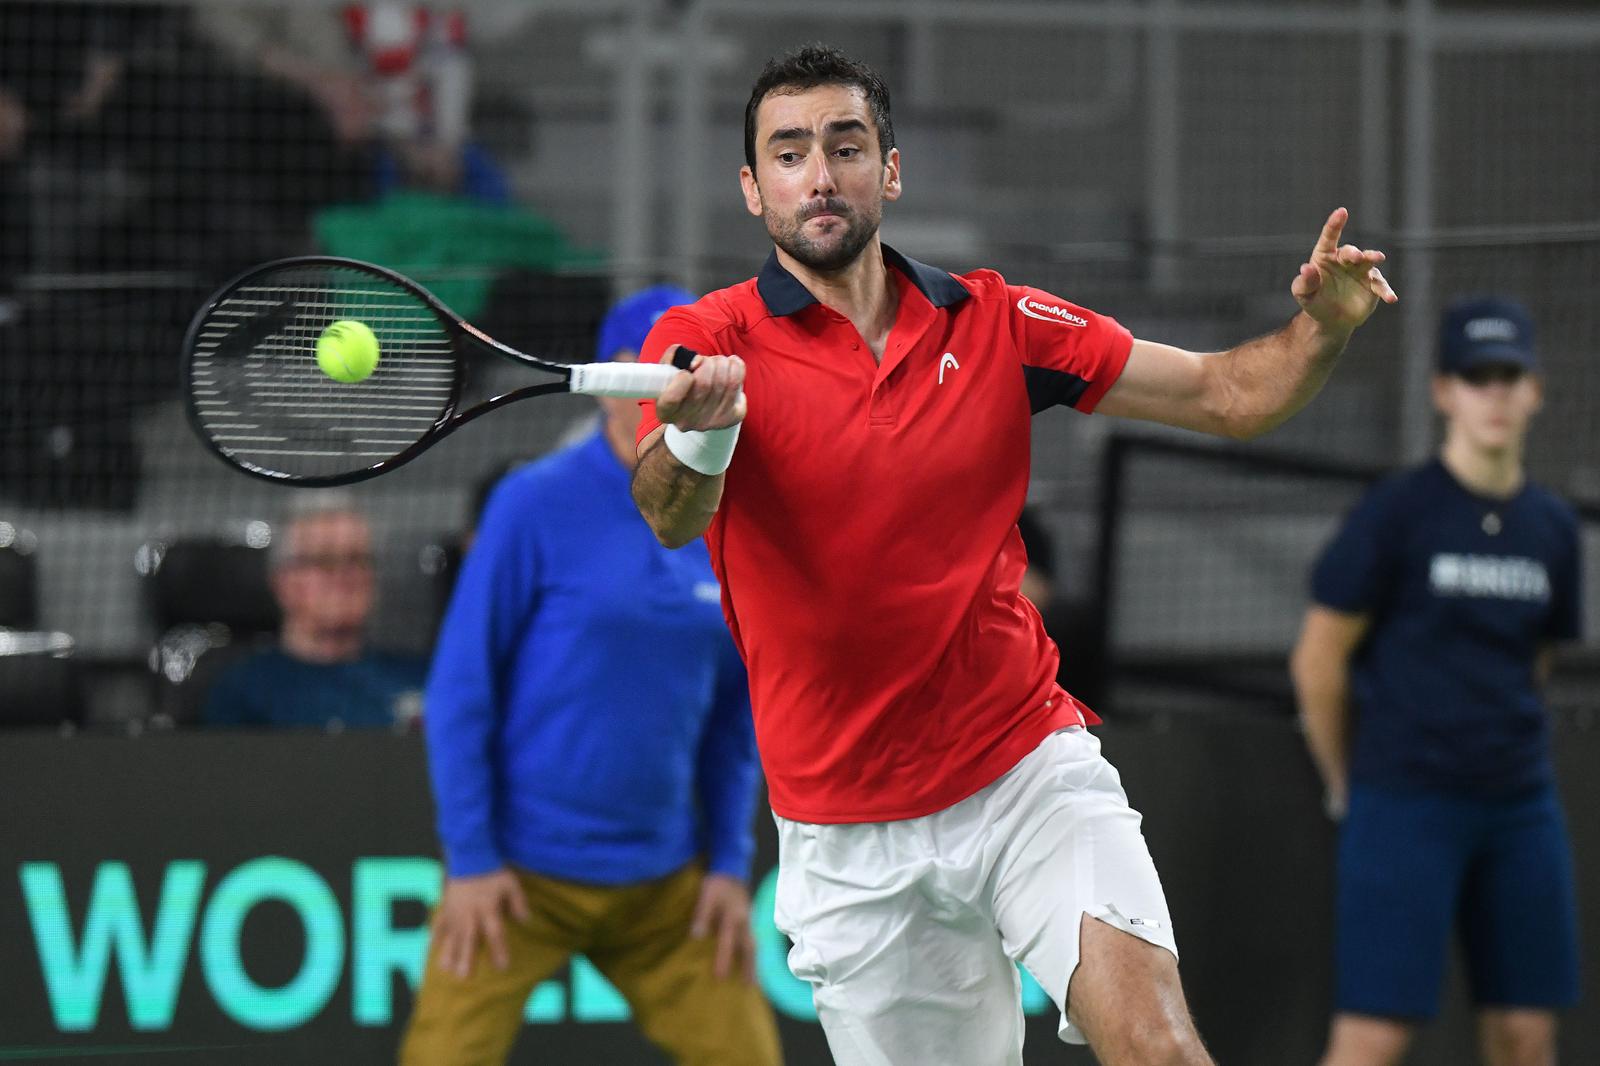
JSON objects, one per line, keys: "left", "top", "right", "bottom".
{"left": 401, "top": 288, "right": 780, "bottom": 1066}
{"left": 204, "top": 501, "right": 426, "bottom": 730}
{"left": 1292, "top": 296, "right": 1583, "bottom": 1066}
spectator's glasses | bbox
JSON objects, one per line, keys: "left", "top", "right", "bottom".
{"left": 286, "top": 553, "right": 374, "bottom": 573}
{"left": 1456, "top": 364, "right": 1529, "bottom": 388}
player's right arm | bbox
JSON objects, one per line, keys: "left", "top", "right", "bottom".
{"left": 632, "top": 345, "right": 747, "bottom": 548}
{"left": 1290, "top": 606, "right": 1370, "bottom": 819}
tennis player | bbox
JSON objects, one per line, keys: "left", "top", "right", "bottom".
{"left": 631, "top": 45, "right": 1396, "bottom": 1066}
{"left": 401, "top": 287, "right": 781, "bottom": 1066}
{"left": 1293, "top": 297, "right": 1582, "bottom": 1066}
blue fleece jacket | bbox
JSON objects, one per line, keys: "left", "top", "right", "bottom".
{"left": 423, "top": 427, "right": 761, "bottom": 884}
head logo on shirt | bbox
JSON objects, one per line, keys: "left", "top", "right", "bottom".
{"left": 938, "top": 352, "right": 960, "bottom": 385}
{"left": 1016, "top": 296, "right": 1088, "bottom": 328}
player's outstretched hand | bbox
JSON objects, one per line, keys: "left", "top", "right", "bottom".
{"left": 656, "top": 345, "right": 747, "bottom": 431}
{"left": 1291, "top": 207, "right": 1398, "bottom": 332}
{"left": 691, "top": 872, "right": 758, "bottom": 984}
{"left": 433, "top": 868, "right": 531, "bottom": 980}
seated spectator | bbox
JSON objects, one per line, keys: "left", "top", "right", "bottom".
{"left": 203, "top": 498, "right": 425, "bottom": 730}
{"left": 196, "top": 3, "right": 510, "bottom": 203}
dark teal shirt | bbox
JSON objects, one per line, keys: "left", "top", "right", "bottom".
{"left": 203, "top": 649, "right": 427, "bottom": 730}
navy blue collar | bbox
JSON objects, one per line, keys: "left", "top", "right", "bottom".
{"left": 755, "top": 244, "right": 970, "bottom": 317}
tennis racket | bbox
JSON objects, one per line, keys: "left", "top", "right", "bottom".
{"left": 182, "top": 256, "right": 697, "bottom": 486}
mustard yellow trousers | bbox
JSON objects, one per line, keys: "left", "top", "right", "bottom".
{"left": 399, "top": 862, "right": 782, "bottom": 1066}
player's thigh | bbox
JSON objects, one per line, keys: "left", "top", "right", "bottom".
{"left": 400, "top": 870, "right": 595, "bottom": 1066}
{"left": 801, "top": 912, "right": 1024, "bottom": 1066}
{"left": 1334, "top": 784, "right": 1470, "bottom": 1020}
{"left": 773, "top": 818, "right": 1026, "bottom": 1066}
{"left": 988, "top": 727, "right": 1181, "bottom": 1048}
{"left": 1067, "top": 915, "right": 1210, "bottom": 1066}
{"left": 1460, "top": 787, "right": 1580, "bottom": 1011}
{"left": 591, "top": 863, "right": 782, "bottom": 1066}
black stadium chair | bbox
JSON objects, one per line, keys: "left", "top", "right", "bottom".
{"left": 136, "top": 533, "right": 279, "bottom": 727}
{"left": 0, "top": 522, "right": 41, "bottom": 629}
{"left": 137, "top": 535, "right": 279, "bottom": 637}
{"left": 0, "top": 525, "right": 82, "bottom": 728}
{"left": 148, "top": 624, "right": 273, "bottom": 728}
{"left": 418, "top": 537, "right": 465, "bottom": 638}
{"left": 0, "top": 631, "right": 84, "bottom": 729}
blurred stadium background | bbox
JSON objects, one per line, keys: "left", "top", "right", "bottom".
{"left": 0, "top": 1, "right": 1595, "bottom": 1063}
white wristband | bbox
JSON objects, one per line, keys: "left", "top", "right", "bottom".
{"left": 664, "top": 423, "right": 741, "bottom": 476}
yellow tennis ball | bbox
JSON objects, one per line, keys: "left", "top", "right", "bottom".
{"left": 316, "top": 320, "right": 380, "bottom": 383}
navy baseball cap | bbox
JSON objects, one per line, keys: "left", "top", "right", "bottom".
{"left": 1437, "top": 296, "right": 1538, "bottom": 375}
{"left": 594, "top": 285, "right": 698, "bottom": 362}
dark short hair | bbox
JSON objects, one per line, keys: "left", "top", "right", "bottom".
{"left": 743, "top": 44, "right": 895, "bottom": 172}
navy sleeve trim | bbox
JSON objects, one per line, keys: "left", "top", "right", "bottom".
{"left": 1023, "top": 364, "right": 1092, "bottom": 414}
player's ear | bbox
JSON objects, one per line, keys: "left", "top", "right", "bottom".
{"left": 882, "top": 146, "right": 901, "bottom": 203}
{"left": 740, "top": 165, "right": 763, "bottom": 217}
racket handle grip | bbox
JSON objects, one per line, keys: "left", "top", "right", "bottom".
{"left": 569, "top": 347, "right": 703, "bottom": 397}
{"left": 570, "top": 360, "right": 681, "bottom": 398}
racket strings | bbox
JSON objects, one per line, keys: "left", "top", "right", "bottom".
{"left": 188, "top": 264, "right": 457, "bottom": 479}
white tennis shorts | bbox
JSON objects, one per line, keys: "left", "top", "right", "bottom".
{"left": 772, "top": 726, "right": 1177, "bottom": 1065}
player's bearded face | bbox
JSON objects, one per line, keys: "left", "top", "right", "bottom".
{"left": 744, "top": 85, "right": 895, "bottom": 273}
{"left": 764, "top": 190, "right": 882, "bottom": 272}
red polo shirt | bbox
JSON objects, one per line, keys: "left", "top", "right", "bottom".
{"left": 638, "top": 246, "right": 1131, "bottom": 822}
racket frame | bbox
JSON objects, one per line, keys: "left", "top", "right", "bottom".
{"left": 182, "top": 256, "right": 685, "bottom": 487}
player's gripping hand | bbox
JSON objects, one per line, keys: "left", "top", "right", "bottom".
{"left": 656, "top": 345, "right": 747, "bottom": 431}
{"left": 432, "top": 868, "right": 531, "bottom": 980}
{"left": 1291, "top": 207, "right": 1398, "bottom": 332}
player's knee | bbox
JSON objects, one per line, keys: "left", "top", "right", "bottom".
{"left": 1121, "top": 1018, "right": 1210, "bottom": 1066}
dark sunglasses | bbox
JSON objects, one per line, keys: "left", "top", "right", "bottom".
{"left": 1456, "top": 364, "right": 1528, "bottom": 387}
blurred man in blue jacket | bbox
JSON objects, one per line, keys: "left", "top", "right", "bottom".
{"left": 401, "top": 287, "right": 781, "bottom": 1066}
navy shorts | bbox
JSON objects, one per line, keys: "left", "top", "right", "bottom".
{"left": 1335, "top": 781, "right": 1580, "bottom": 1019}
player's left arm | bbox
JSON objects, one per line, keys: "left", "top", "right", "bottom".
{"left": 1097, "top": 208, "right": 1397, "bottom": 439}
